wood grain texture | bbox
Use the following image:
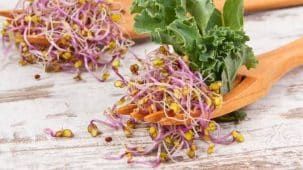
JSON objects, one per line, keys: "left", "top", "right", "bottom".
{"left": 0, "top": 2, "right": 303, "bottom": 170}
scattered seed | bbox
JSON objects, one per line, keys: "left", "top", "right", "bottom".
{"left": 34, "top": 74, "right": 41, "bottom": 80}
{"left": 105, "top": 137, "right": 113, "bottom": 143}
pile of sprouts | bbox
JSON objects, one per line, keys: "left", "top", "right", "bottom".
{"left": 1, "top": 0, "right": 133, "bottom": 80}
{"left": 87, "top": 46, "right": 244, "bottom": 167}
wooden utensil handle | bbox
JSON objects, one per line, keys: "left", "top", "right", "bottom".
{"left": 240, "top": 38, "right": 303, "bottom": 85}
{"left": 0, "top": 10, "right": 14, "bottom": 18}
{"left": 214, "top": 0, "right": 303, "bottom": 12}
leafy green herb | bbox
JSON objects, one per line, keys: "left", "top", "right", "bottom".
{"left": 131, "top": 0, "right": 258, "bottom": 94}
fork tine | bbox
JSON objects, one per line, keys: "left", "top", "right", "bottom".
{"left": 115, "top": 104, "right": 137, "bottom": 115}
{"left": 0, "top": 10, "right": 23, "bottom": 18}
{"left": 27, "top": 35, "right": 50, "bottom": 46}
{"left": 130, "top": 110, "right": 146, "bottom": 121}
{"left": 0, "top": 10, "right": 15, "bottom": 18}
{"left": 143, "top": 111, "right": 164, "bottom": 123}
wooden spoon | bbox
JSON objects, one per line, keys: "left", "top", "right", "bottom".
{"left": 1, "top": 0, "right": 303, "bottom": 45}
{"left": 115, "top": 37, "right": 303, "bottom": 125}
{"left": 214, "top": 0, "right": 303, "bottom": 13}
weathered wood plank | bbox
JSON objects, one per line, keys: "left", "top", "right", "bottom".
{"left": 0, "top": 1, "right": 302, "bottom": 169}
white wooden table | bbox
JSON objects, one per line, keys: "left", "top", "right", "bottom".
{"left": 0, "top": 1, "right": 303, "bottom": 169}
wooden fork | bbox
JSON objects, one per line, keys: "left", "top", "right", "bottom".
{"left": 116, "top": 37, "right": 303, "bottom": 125}
{"left": 1, "top": 0, "right": 303, "bottom": 45}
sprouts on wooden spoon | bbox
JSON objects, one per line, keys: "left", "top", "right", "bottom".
{"left": 1, "top": 0, "right": 133, "bottom": 80}
{"left": 89, "top": 47, "right": 244, "bottom": 167}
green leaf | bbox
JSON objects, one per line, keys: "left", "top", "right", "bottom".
{"left": 132, "top": 0, "right": 178, "bottom": 33}
{"left": 223, "top": 0, "right": 244, "bottom": 30}
{"left": 214, "top": 110, "right": 247, "bottom": 123}
{"left": 206, "top": 9, "right": 223, "bottom": 30}
{"left": 168, "top": 19, "right": 201, "bottom": 47}
{"left": 185, "top": 0, "right": 215, "bottom": 34}
{"left": 221, "top": 54, "right": 243, "bottom": 94}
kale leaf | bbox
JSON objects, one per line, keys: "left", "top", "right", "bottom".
{"left": 131, "top": 0, "right": 258, "bottom": 94}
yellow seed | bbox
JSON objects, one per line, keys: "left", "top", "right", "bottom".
{"left": 74, "top": 60, "right": 83, "bottom": 68}
{"left": 159, "top": 46, "right": 168, "bottom": 55}
{"left": 101, "top": 72, "right": 110, "bottom": 81}
{"left": 114, "top": 80, "right": 124, "bottom": 88}
{"left": 149, "top": 126, "right": 158, "bottom": 138}
{"left": 15, "top": 36, "right": 24, "bottom": 44}
{"left": 81, "top": 28, "right": 92, "bottom": 37}
{"left": 210, "top": 82, "right": 222, "bottom": 91}
{"left": 212, "top": 96, "right": 222, "bottom": 107}
{"left": 110, "top": 14, "right": 121, "bottom": 22}
{"left": 78, "top": 0, "right": 85, "bottom": 4}
{"left": 87, "top": 123, "right": 96, "bottom": 133}
{"left": 183, "top": 55, "right": 189, "bottom": 63}
{"left": 187, "top": 149, "right": 195, "bottom": 158}
{"left": 88, "top": 123, "right": 101, "bottom": 137}
{"left": 1, "top": 30, "right": 6, "bottom": 36}
{"left": 126, "top": 152, "right": 132, "bottom": 161}
{"left": 63, "top": 34, "right": 71, "bottom": 40}
{"left": 108, "top": 41, "right": 117, "bottom": 49}
{"left": 207, "top": 143, "right": 215, "bottom": 154}
{"left": 120, "top": 47, "right": 128, "bottom": 55}
{"left": 160, "top": 152, "right": 168, "bottom": 161}
{"left": 173, "top": 140, "right": 180, "bottom": 148}
{"left": 157, "top": 85, "right": 166, "bottom": 91}
{"left": 3, "top": 21, "right": 9, "bottom": 27}
{"left": 124, "top": 127, "right": 132, "bottom": 138}
{"left": 152, "top": 58, "right": 164, "bottom": 67}
{"left": 91, "top": 128, "right": 101, "bottom": 137}
{"left": 20, "top": 42, "right": 26, "bottom": 47}
{"left": 207, "top": 121, "right": 217, "bottom": 132}
{"left": 149, "top": 126, "right": 157, "bottom": 135}
{"left": 62, "top": 129, "right": 74, "bottom": 138}
{"left": 72, "top": 24, "right": 79, "bottom": 30}
{"left": 55, "top": 130, "right": 63, "bottom": 137}
{"left": 61, "top": 52, "right": 73, "bottom": 60}
{"left": 126, "top": 120, "right": 136, "bottom": 129}
{"left": 130, "top": 64, "right": 139, "bottom": 74}
{"left": 19, "top": 59, "right": 27, "bottom": 66}
{"left": 232, "top": 131, "right": 245, "bottom": 143}
{"left": 170, "top": 102, "right": 180, "bottom": 114}
{"left": 116, "top": 97, "right": 126, "bottom": 105}
{"left": 184, "top": 130, "right": 194, "bottom": 141}
{"left": 164, "top": 136, "right": 172, "bottom": 144}
{"left": 31, "top": 15, "right": 40, "bottom": 23}
{"left": 73, "top": 74, "right": 82, "bottom": 81}
{"left": 22, "top": 47, "right": 28, "bottom": 52}
{"left": 130, "top": 89, "right": 139, "bottom": 96}
{"left": 112, "top": 59, "right": 120, "bottom": 68}
{"left": 24, "top": 15, "right": 32, "bottom": 22}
